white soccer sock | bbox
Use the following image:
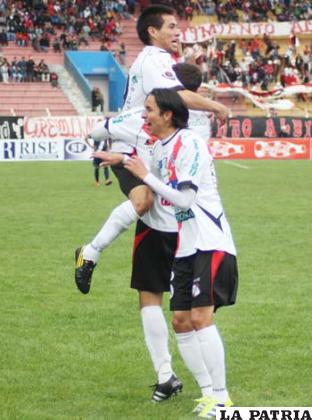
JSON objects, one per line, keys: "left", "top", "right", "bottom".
{"left": 83, "top": 200, "right": 138, "bottom": 262}
{"left": 141, "top": 305, "right": 173, "bottom": 384}
{"left": 196, "top": 325, "right": 229, "bottom": 403}
{"left": 175, "top": 331, "right": 213, "bottom": 396}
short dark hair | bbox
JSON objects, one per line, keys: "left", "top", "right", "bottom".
{"left": 172, "top": 63, "right": 202, "bottom": 92}
{"left": 136, "top": 5, "right": 176, "bottom": 45}
{"left": 149, "top": 88, "right": 189, "bottom": 129}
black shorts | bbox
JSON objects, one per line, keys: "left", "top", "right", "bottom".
{"left": 131, "top": 220, "right": 178, "bottom": 293}
{"left": 111, "top": 164, "right": 145, "bottom": 197}
{"left": 170, "top": 250, "right": 238, "bottom": 311}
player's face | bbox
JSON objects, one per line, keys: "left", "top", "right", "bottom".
{"left": 143, "top": 95, "right": 169, "bottom": 139}
{"left": 151, "top": 14, "right": 180, "bottom": 54}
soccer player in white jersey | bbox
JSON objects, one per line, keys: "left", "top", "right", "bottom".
{"left": 75, "top": 4, "right": 228, "bottom": 402}
{"left": 76, "top": 62, "right": 217, "bottom": 402}
{"left": 124, "top": 88, "right": 238, "bottom": 418}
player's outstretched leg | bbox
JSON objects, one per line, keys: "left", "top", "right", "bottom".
{"left": 74, "top": 200, "right": 138, "bottom": 294}
{"left": 75, "top": 246, "right": 96, "bottom": 294}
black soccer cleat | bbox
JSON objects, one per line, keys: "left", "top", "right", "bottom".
{"left": 75, "top": 247, "right": 96, "bottom": 294}
{"left": 151, "top": 374, "right": 183, "bottom": 403}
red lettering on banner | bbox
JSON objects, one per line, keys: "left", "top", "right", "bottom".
{"left": 254, "top": 23, "right": 262, "bottom": 35}
{"left": 304, "top": 120, "right": 312, "bottom": 137}
{"left": 23, "top": 116, "right": 102, "bottom": 139}
{"left": 242, "top": 118, "right": 252, "bottom": 137}
{"left": 279, "top": 118, "right": 291, "bottom": 135}
{"left": 216, "top": 120, "right": 227, "bottom": 137}
{"left": 292, "top": 21, "right": 305, "bottom": 34}
{"left": 264, "top": 119, "right": 277, "bottom": 137}
{"left": 240, "top": 23, "right": 251, "bottom": 35}
{"left": 229, "top": 120, "right": 241, "bottom": 137}
{"left": 265, "top": 23, "right": 274, "bottom": 34}
{"left": 304, "top": 20, "right": 312, "bottom": 32}
{"left": 227, "top": 23, "right": 236, "bottom": 35}
{"left": 188, "top": 26, "right": 199, "bottom": 42}
{"left": 292, "top": 119, "right": 303, "bottom": 137}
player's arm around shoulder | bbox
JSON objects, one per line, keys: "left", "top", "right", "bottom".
{"left": 178, "top": 90, "right": 229, "bottom": 125}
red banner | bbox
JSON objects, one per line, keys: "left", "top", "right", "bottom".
{"left": 210, "top": 138, "right": 311, "bottom": 160}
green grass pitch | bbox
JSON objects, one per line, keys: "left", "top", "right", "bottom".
{"left": 0, "top": 160, "right": 311, "bottom": 419}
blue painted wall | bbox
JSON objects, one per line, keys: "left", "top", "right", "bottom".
{"left": 64, "top": 51, "right": 126, "bottom": 112}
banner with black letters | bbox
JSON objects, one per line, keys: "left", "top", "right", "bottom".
{"left": 0, "top": 117, "right": 24, "bottom": 140}
{"left": 211, "top": 116, "right": 312, "bottom": 139}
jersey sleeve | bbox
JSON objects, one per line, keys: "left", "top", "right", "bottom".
{"left": 108, "top": 107, "right": 144, "bottom": 147}
{"left": 141, "top": 53, "right": 183, "bottom": 94}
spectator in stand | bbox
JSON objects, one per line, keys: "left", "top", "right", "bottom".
{"left": 50, "top": 71, "right": 58, "bottom": 88}
{"left": 100, "top": 40, "right": 110, "bottom": 51}
{"left": 39, "top": 32, "right": 50, "bottom": 52}
{"left": 26, "top": 56, "right": 35, "bottom": 82}
{"left": 17, "top": 56, "right": 27, "bottom": 82}
{"left": 118, "top": 42, "right": 127, "bottom": 65}
{"left": 0, "top": 57, "right": 9, "bottom": 83}
{"left": 91, "top": 86, "right": 104, "bottom": 113}
{"left": 38, "top": 59, "right": 50, "bottom": 82}
{"left": 0, "top": 28, "right": 8, "bottom": 46}
{"left": 52, "top": 37, "right": 62, "bottom": 53}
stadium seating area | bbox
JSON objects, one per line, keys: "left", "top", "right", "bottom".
{"left": 0, "top": 0, "right": 311, "bottom": 117}
{"left": 0, "top": 82, "right": 77, "bottom": 117}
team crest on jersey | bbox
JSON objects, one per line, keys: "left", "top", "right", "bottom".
{"left": 192, "top": 277, "right": 201, "bottom": 298}
{"left": 162, "top": 71, "right": 175, "bottom": 80}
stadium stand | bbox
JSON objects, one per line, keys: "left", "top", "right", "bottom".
{"left": 0, "top": 0, "right": 311, "bottom": 118}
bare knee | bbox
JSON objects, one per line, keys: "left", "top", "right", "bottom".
{"left": 191, "top": 307, "right": 214, "bottom": 330}
{"left": 172, "top": 311, "right": 193, "bottom": 333}
{"left": 129, "top": 186, "right": 154, "bottom": 216}
{"left": 139, "top": 291, "right": 163, "bottom": 309}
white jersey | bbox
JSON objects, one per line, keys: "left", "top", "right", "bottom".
{"left": 188, "top": 110, "right": 211, "bottom": 142}
{"left": 111, "top": 45, "right": 182, "bottom": 155}
{"left": 105, "top": 109, "right": 178, "bottom": 232}
{"left": 90, "top": 106, "right": 212, "bottom": 232}
{"left": 156, "top": 128, "right": 237, "bottom": 257}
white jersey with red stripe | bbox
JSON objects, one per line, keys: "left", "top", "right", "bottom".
{"left": 111, "top": 45, "right": 182, "bottom": 155}
{"left": 92, "top": 106, "right": 212, "bottom": 232}
{"left": 156, "top": 128, "right": 236, "bottom": 257}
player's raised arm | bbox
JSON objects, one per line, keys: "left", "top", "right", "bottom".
{"left": 178, "top": 90, "right": 229, "bottom": 124}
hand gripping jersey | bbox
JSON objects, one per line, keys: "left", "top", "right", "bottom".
{"left": 156, "top": 128, "right": 237, "bottom": 258}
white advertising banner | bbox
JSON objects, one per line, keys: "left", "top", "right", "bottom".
{"left": 0, "top": 139, "right": 93, "bottom": 161}
{"left": 181, "top": 20, "right": 312, "bottom": 43}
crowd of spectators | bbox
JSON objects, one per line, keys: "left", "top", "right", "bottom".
{"left": 154, "top": 0, "right": 312, "bottom": 22}
{"left": 0, "top": 55, "right": 53, "bottom": 83}
{"left": 0, "top": 0, "right": 134, "bottom": 54}
{"left": 184, "top": 35, "right": 312, "bottom": 96}
{"left": 0, "top": 0, "right": 311, "bottom": 98}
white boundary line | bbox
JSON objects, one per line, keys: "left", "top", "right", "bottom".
{"left": 222, "top": 160, "right": 250, "bottom": 169}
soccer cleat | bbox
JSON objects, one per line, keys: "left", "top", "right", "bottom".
{"left": 151, "top": 374, "right": 183, "bottom": 403}
{"left": 105, "top": 179, "right": 112, "bottom": 186}
{"left": 193, "top": 396, "right": 218, "bottom": 414}
{"left": 95, "top": 181, "right": 100, "bottom": 186}
{"left": 198, "top": 397, "right": 233, "bottom": 418}
{"left": 75, "top": 247, "right": 96, "bottom": 294}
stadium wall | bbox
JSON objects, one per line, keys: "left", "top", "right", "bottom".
{"left": 0, "top": 116, "right": 311, "bottom": 161}
{"left": 64, "top": 51, "right": 126, "bottom": 112}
